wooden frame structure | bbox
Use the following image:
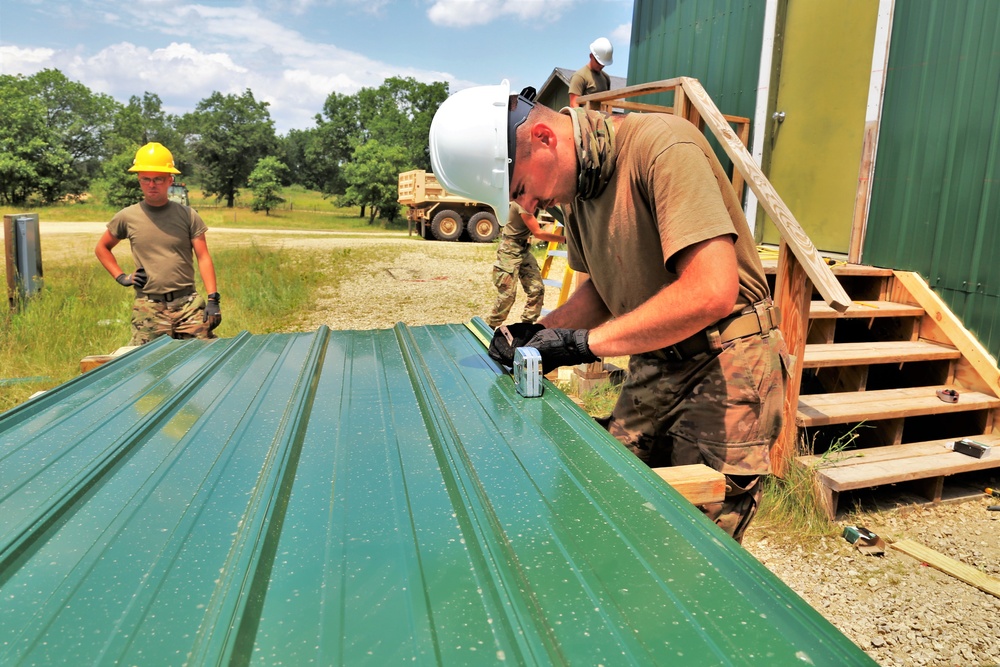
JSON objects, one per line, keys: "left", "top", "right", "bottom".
{"left": 579, "top": 78, "right": 851, "bottom": 476}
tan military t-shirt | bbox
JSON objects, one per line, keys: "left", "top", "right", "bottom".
{"left": 108, "top": 201, "right": 208, "bottom": 295}
{"left": 564, "top": 113, "right": 769, "bottom": 319}
{"left": 568, "top": 65, "right": 611, "bottom": 98}
{"left": 502, "top": 201, "right": 531, "bottom": 241}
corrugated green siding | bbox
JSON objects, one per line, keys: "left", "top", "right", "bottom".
{"left": 628, "top": 0, "right": 765, "bottom": 122}
{"left": 0, "top": 323, "right": 874, "bottom": 665}
{"left": 864, "top": 1, "right": 1000, "bottom": 356}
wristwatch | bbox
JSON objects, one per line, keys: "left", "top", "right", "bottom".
{"left": 207, "top": 292, "right": 221, "bottom": 302}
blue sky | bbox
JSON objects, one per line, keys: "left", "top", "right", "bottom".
{"left": 1, "top": 0, "right": 633, "bottom": 134}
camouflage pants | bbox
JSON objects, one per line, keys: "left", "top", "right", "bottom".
{"left": 486, "top": 238, "right": 544, "bottom": 328}
{"left": 130, "top": 293, "right": 216, "bottom": 346}
{"left": 602, "top": 331, "right": 788, "bottom": 542}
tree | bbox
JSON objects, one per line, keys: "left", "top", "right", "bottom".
{"left": 312, "top": 78, "right": 447, "bottom": 201}
{"left": 248, "top": 156, "right": 289, "bottom": 215}
{"left": 97, "top": 148, "right": 143, "bottom": 209}
{"left": 29, "top": 69, "right": 119, "bottom": 196}
{"left": 0, "top": 74, "right": 73, "bottom": 205}
{"left": 183, "top": 89, "right": 277, "bottom": 207}
{"left": 340, "top": 140, "right": 408, "bottom": 223}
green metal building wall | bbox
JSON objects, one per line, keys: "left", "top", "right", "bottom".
{"left": 628, "top": 0, "right": 766, "bottom": 138}
{"left": 864, "top": 1, "right": 1000, "bottom": 357}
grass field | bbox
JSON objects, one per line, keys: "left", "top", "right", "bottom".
{"left": 1, "top": 184, "right": 409, "bottom": 233}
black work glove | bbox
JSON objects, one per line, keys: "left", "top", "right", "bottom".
{"left": 203, "top": 296, "right": 222, "bottom": 331}
{"left": 525, "top": 328, "right": 598, "bottom": 372}
{"left": 115, "top": 267, "right": 147, "bottom": 289}
{"left": 488, "top": 322, "right": 545, "bottom": 367}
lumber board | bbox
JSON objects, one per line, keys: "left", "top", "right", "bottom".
{"left": 760, "top": 259, "right": 894, "bottom": 278}
{"left": 773, "top": 239, "right": 811, "bottom": 476}
{"left": 653, "top": 464, "right": 726, "bottom": 506}
{"left": 798, "top": 434, "right": 1000, "bottom": 469}
{"left": 679, "top": 77, "right": 850, "bottom": 312}
{"left": 808, "top": 300, "right": 924, "bottom": 319}
{"left": 816, "top": 450, "right": 999, "bottom": 490}
{"left": 802, "top": 341, "right": 960, "bottom": 368}
{"left": 892, "top": 539, "right": 1000, "bottom": 599}
{"left": 796, "top": 385, "right": 1000, "bottom": 427}
{"left": 893, "top": 271, "right": 1000, "bottom": 396}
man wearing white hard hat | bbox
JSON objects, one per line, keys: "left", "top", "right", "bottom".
{"left": 568, "top": 37, "right": 613, "bottom": 108}
{"left": 429, "top": 82, "right": 788, "bottom": 543}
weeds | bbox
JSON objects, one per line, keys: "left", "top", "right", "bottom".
{"left": 0, "top": 242, "right": 346, "bottom": 413}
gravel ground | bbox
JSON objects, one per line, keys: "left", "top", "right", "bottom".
{"left": 40, "top": 224, "right": 1000, "bottom": 666}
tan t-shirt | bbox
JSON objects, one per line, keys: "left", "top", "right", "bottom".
{"left": 568, "top": 65, "right": 611, "bottom": 98}
{"left": 108, "top": 201, "right": 208, "bottom": 295}
{"left": 564, "top": 113, "right": 769, "bottom": 319}
{"left": 502, "top": 201, "right": 531, "bottom": 241}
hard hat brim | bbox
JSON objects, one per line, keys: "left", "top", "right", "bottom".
{"left": 128, "top": 165, "right": 181, "bottom": 174}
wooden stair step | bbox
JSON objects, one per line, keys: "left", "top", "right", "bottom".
{"left": 797, "top": 434, "right": 1000, "bottom": 492}
{"left": 803, "top": 340, "right": 960, "bottom": 368}
{"left": 796, "top": 385, "right": 1000, "bottom": 427}
{"left": 796, "top": 435, "right": 1000, "bottom": 519}
{"left": 808, "top": 300, "right": 925, "bottom": 319}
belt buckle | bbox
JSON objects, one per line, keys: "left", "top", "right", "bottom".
{"left": 753, "top": 301, "right": 772, "bottom": 338}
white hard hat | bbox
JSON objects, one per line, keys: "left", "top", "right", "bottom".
{"left": 590, "top": 37, "right": 614, "bottom": 66}
{"left": 429, "top": 80, "right": 536, "bottom": 221}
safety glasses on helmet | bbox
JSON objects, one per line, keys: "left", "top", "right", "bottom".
{"left": 506, "top": 86, "right": 537, "bottom": 188}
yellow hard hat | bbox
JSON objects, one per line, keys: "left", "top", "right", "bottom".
{"left": 128, "top": 142, "right": 181, "bottom": 174}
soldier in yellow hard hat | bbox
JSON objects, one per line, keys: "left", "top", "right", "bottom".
{"left": 95, "top": 142, "right": 222, "bottom": 344}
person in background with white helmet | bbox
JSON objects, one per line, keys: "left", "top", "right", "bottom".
{"left": 95, "top": 142, "right": 222, "bottom": 345}
{"left": 428, "top": 82, "right": 787, "bottom": 544}
{"left": 568, "top": 37, "right": 613, "bottom": 108}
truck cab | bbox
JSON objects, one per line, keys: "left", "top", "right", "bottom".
{"left": 167, "top": 183, "right": 190, "bottom": 206}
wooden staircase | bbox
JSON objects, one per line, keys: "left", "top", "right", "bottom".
{"left": 763, "top": 262, "right": 1000, "bottom": 518}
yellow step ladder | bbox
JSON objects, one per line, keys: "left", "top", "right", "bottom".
{"left": 538, "top": 220, "right": 575, "bottom": 316}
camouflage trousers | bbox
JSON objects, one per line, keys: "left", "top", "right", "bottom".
{"left": 130, "top": 293, "right": 216, "bottom": 346}
{"left": 486, "top": 237, "right": 545, "bottom": 328}
{"left": 602, "top": 331, "right": 789, "bottom": 542}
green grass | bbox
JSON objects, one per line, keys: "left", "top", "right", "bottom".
{"left": 0, "top": 241, "right": 370, "bottom": 413}
{"left": 1, "top": 185, "right": 410, "bottom": 234}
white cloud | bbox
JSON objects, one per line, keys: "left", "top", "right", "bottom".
{"left": 0, "top": 46, "right": 57, "bottom": 73}
{"left": 610, "top": 22, "right": 632, "bottom": 49}
{"left": 426, "top": 0, "right": 576, "bottom": 28}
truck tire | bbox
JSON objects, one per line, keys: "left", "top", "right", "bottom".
{"left": 431, "top": 209, "right": 463, "bottom": 241}
{"left": 467, "top": 211, "right": 500, "bottom": 243}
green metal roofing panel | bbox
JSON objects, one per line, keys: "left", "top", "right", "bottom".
{"left": 863, "top": 0, "right": 1000, "bottom": 357}
{"left": 1, "top": 321, "right": 874, "bottom": 665}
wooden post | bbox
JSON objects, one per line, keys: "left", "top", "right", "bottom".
{"left": 772, "top": 240, "right": 813, "bottom": 476}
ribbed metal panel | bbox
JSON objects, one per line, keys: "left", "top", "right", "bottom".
{"left": 628, "top": 0, "right": 765, "bottom": 123}
{"left": 0, "top": 322, "right": 873, "bottom": 665}
{"left": 863, "top": 1, "right": 1000, "bottom": 357}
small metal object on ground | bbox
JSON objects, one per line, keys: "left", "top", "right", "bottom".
{"left": 842, "top": 525, "right": 885, "bottom": 555}
{"left": 951, "top": 438, "right": 991, "bottom": 458}
{"left": 513, "top": 347, "right": 543, "bottom": 397}
{"left": 936, "top": 388, "right": 959, "bottom": 403}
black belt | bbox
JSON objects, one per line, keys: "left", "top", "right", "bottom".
{"left": 649, "top": 301, "right": 781, "bottom": 363}
{"left": 137, "top": 286, "right": 195, "bottom": 303}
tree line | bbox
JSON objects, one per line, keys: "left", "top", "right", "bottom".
{"left": 0, "top": 69, "right": 449, "bottom": 220}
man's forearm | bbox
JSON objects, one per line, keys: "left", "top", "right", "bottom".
{"left": 539, "top": 277, "right": 611, "bottom": 330}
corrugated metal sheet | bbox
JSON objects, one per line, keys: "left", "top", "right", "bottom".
{"left": 628, "top": 0, "right": 765, "bottom": 125}
{"left": 863, "top": 1, "right": 1000, "bottom": 357}
{"left": 0, "top": 321, "right": 874, "bottom": 665}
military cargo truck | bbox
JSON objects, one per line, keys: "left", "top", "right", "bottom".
{"left": 397, "top": 170, "right": 500, "bottom": 242}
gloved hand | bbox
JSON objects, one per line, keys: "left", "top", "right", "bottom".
{"left": 203, "top": 296, "right": 222, "bottom": 331}
{"left": 488, "top": 322, "right": 545, "bottom": 367}
{"left": 525, "top": 328, "right": 598, "bottom": 372}
{"left": 115, "top": 267, "right": 147, "bottom": 289}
